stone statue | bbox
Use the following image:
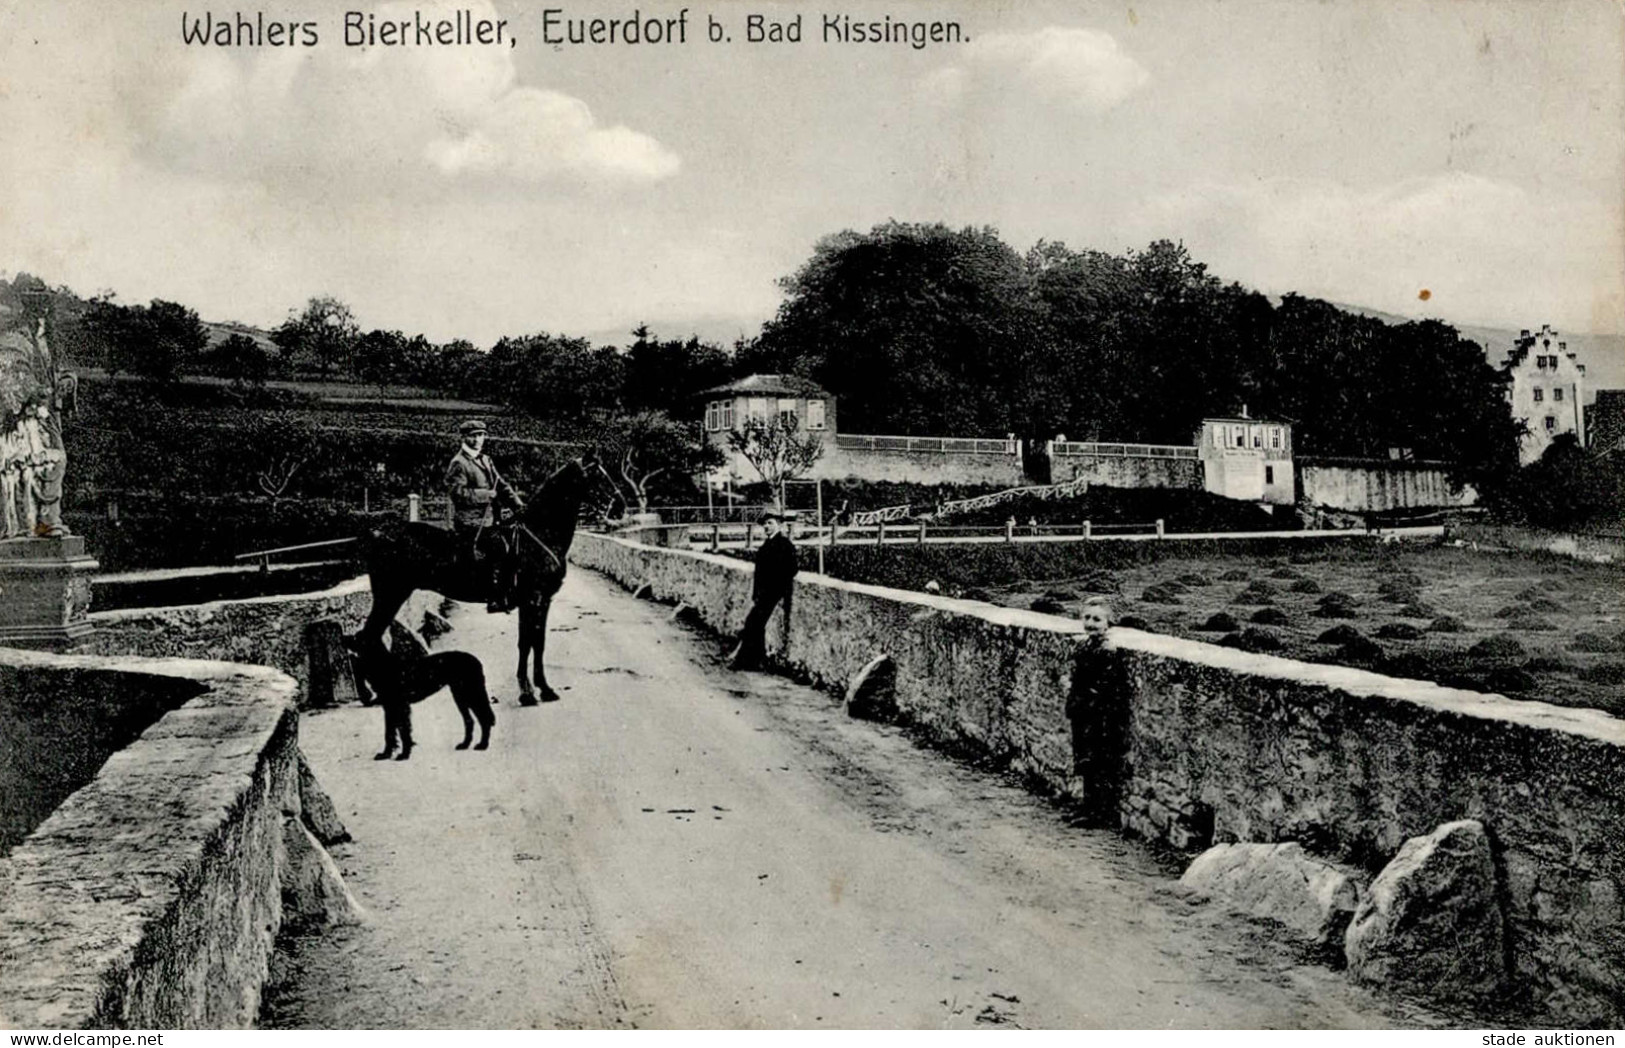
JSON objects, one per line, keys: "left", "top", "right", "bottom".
{"left": 0, "top": 315, "right": 71, "bottom": 538}
{"left": 1, "top": 422, "right": 19, "bottom": 538}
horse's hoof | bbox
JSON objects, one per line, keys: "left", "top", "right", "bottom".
{"left": 455, "top": 742, "right": 470, "bottom": 751}
{"left": 374, "top": 751, "right": 393, "bottom": 761}
{"left": 395, "top": 751, "right": 411, "bottom": 762}
{"left": 517, "top": 694, "right": 539, "bottom": 708}
{"left": 474, "top": 741, "right": 489, "bottom": 750}
{"left": 541, "top": 689, "right": 562, "bottom": 704}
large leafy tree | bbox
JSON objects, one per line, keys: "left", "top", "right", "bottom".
{"left": 758, "top": 222, "right": 1039, "bottom": 438}
{"left": 622, "top": 326, "right": 731, "bottom": 417}
{"left": 82, "top": 297, "right": 207, "bottom": 384}
{"left": 272, "top": 296, "right": 358, "bottom": 376}
{"left": 478, "top": 333, "right": 624, "bottom": 419}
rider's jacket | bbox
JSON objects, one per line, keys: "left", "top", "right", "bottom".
{"left": 445, "top": 446, "right": 520, "bottom": 528}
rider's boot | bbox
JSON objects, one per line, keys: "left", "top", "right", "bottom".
{"left": 486, "top": 566, "right": 514, "bottom": 614}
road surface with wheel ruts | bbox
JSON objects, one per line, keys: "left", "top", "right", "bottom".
{"left": 262, "top": 566, "right": 1452, "bottom": 1030}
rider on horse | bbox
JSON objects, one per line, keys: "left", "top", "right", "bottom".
{"left": 446, "top": 418, "right": 525, "bottom": 613}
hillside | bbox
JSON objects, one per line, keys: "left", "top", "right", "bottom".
{"left": 1328, "top": 301, "right": 1624, "bottom": 396}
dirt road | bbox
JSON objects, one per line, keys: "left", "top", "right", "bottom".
{"left": 262, "top": 568, "right": 1444, "bottom": 1029}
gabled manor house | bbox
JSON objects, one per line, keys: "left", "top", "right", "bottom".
{"left": 699, "top": 374, "right": 1477, "bottom": 514}
{"left": 1504, "top": 324, "right": 1587, "bottom": 465}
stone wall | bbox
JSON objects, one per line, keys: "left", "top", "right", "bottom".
{"left": 1299, "top": 461, "right": 1477, "bottom": 512}
{"left": 85, "top": 579, "right": 443, "bottom": 706}
{"left": 0, "top": 650, "right": 302, "bottom": 1028}
{"left": 1052, "top": 452, "right": 1202, "bottom": 491}
{"left": 814, "top": 446, "right": 1026, "bottom": 486}
{"left": 0, "top": 665, "right": 204, "bottom": 854}
{"left": 570, "top": 531, "right": 1625, "bottom": 1024}
{"left": 1447, "top": 521, "right": 1623, "bottom": 564}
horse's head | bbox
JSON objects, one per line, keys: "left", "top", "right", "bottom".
{"left": 521, "top": 449, "right": 616, "bottom": 532}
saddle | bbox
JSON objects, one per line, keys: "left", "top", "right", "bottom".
{"left": 462, "top": 521, "right": 521, "bottom": 610}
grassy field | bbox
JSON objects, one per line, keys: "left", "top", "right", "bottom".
{"left": 814, "top": 540, "right": 1625, "bottom": 717}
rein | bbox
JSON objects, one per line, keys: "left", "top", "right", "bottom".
{"left": 513, "top": 522, "right": 562, "bottom": 572}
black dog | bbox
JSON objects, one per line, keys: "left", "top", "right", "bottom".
{"left": 344, "top": 636, "right": 495, "bottom": 761}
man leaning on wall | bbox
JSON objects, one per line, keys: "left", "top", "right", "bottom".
{"left": 729, "top": 510, "right": 798, "bottom": 670}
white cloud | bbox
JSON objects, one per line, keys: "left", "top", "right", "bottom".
{"left": 152, "top": 0, "right": 679, "bottom": 192}
{"left": 924, "top": 27, "right": 1149, "bottom": 112}
{"left": 1131, "top": 172, "right": 1624, "bottom": 333}
{"left": 426, "top": 89, "right": 679, "bottom": 182}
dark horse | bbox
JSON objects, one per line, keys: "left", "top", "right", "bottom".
{"left": 355, "top": 453, "right": 603, "bottom": 706}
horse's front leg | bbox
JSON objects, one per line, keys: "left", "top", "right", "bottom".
{"left": 531, "top": 594, "right": 561, "bottom": 704}
{"left": 516, "top": 602, "right": 538, "bottom": 706}
{"left": 375, "top": 703, "right": 400, "bottom": 760}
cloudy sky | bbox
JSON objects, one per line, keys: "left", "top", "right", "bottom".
{"left": 1, "top": 0, "right": 1620, "bottom": 349}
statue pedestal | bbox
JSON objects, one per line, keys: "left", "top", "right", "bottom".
{"left": 0, "top": 536, "right": 98, "bottom": 650}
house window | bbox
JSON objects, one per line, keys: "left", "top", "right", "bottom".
{"left": 778, "top": 398, "right": 798, "bottom": 426}
{"left": 721, "top": 399, "right": 735, "bottom": 429}
{"left": 1533, "top": 387, "right": 1544, "bottom": 403}
{"left": 1251, "top": 425, "right": 1263, "bottom": 449}
{"left": 1265, "top": 466, "right": 1275, "bottom": 485}
{"left": 807, "top": 399, "right": 826, "bottom": 430}
{"left": 748, "top": 397, "right": 768, "bottom": 421}
{"left": 1269, "top": 427, "right": 1282, "bottom": 450}
{"left": 1554, "top": 387, "right": 1564, "bottom": 402}
{"left": 1545, "top": 416, "right": 1557, "bottom": 432}
{"left": 705, "top": 401, "right": 720, "bottom": 431}
{"left": 1231, "top": 424, "right": 1245, "bottom": 447}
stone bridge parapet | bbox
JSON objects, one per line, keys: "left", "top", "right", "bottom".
{"left": 570, "top": 531, "right": 1625, "bottom": 1025}
{"left": 0, "top": 650, "right": 302, "bottom": 1028}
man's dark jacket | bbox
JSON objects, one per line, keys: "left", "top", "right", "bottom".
{"left": 753, "top": 532, "right": 798, "bottom": 601}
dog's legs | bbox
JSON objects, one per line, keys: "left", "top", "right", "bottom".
{"left": 472, "top": 671, "right": 494, "bottom": 750}
{"left": 396, "top": 705, "right": 414, "bottom": 761}
{"left": 455, "top": 691, "right": 474, "bottom": 750}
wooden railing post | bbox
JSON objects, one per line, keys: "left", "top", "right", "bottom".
{"left": 1156, "top": 518, "right": 1165, "bottom": 538}
{"left": 917, "top": 522, "right": 926, "bottom": 545}
{"left": 1083, "top": 519, "right": 1092, "bottom": 540}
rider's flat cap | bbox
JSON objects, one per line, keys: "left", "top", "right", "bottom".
{"left": 459, "top": 419, "right": 488, "bottom": 436}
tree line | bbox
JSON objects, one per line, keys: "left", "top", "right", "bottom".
{"left": 2, "top": 218, "right": 1593, "bottom": 515}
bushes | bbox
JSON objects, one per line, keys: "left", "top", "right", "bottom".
{"left": 1233, "top": 581, "right": 1276, "bottom": 605}
{"left": 1580, "top": 662, "right": 1625, "bottom": 685}
{"left": 808, "top": 536, "right": 1353, "bottom": 593}
{"left": 1502, "top": 612, "right": 1557, "bottom": 632}
{"left": 1470, "top": 635, "right": 1527, "bottom": 659}
{"left": 1339, "top": 636, "right": 1385, "bottom": 663}
{"left": 65, "top": 496, "right": 381, "bottom": 571}
{"left": 1316, "top": 625, "right": 1365, "bottom": 645}
{"left": 1219, "top": 627, "right": 1283, "bottom": 653}
{"left": 1141, "top": 583, "right": 1184, "bottom": 605}
{"left": 1570, "top": 632, "right": 1623, "bottom": 654}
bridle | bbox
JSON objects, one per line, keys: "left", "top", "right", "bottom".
{"left": 512, "top": 522, "right": 562, "bottom": 572}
